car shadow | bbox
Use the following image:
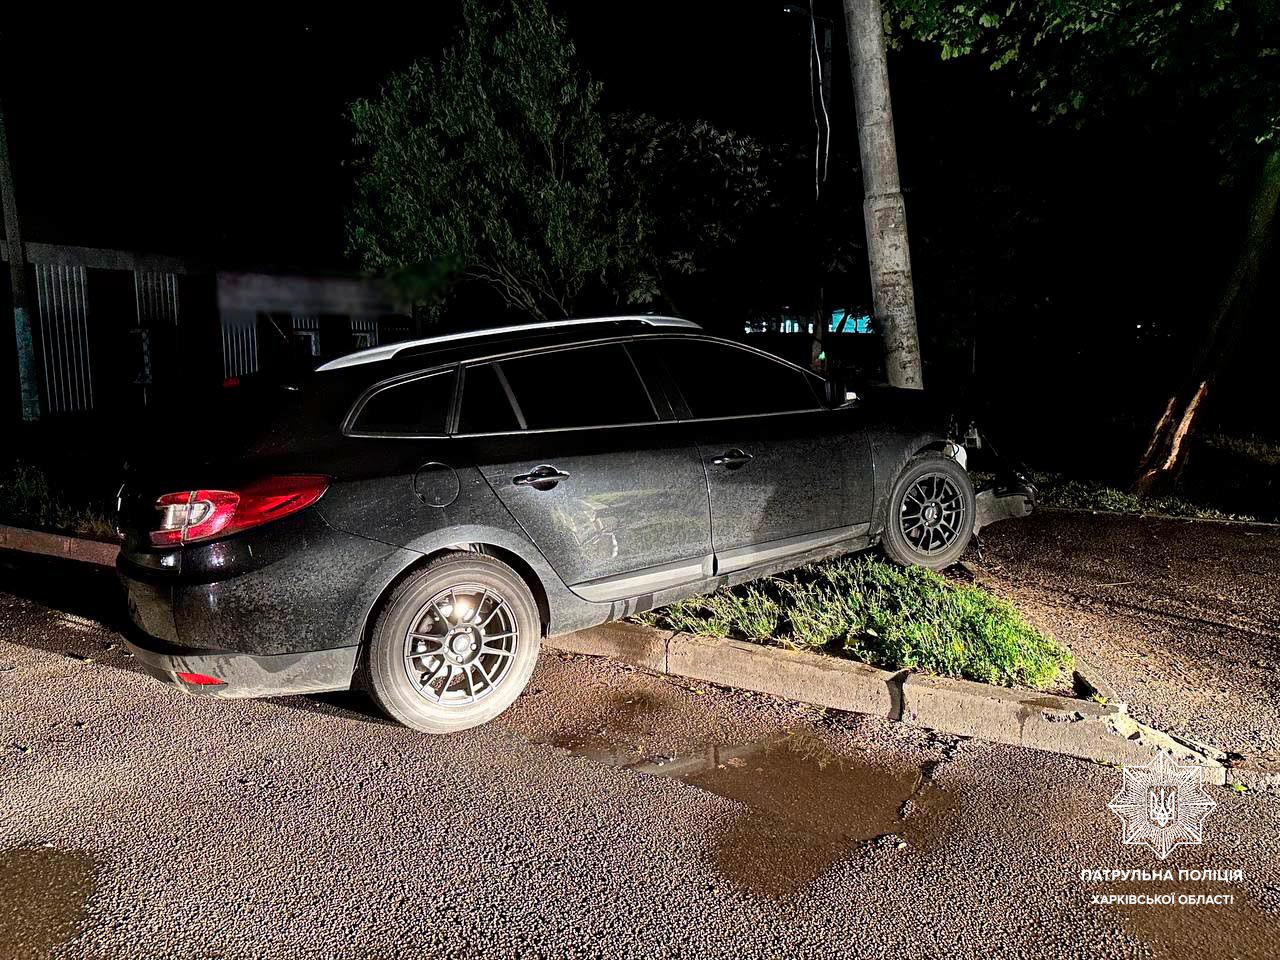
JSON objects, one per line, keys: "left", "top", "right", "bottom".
{"left": 269, "top": 690, "right": 398, "bottom": 727}
{"left": 0, "top": 550, "right": 394, "bottom": 724}
{"left": 0, "top": 549, "right": 147, "bottom": 675}
{"left": 0, "top": 549, "right": 130, "bottom": 630}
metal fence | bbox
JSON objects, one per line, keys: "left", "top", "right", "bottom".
{"left": 33, "top": 262, "right": 94, "bottom": 413}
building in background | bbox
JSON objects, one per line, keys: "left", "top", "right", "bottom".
{"left": 216, "top": 270, "right": 410, "bottom": 382}
{"left": 1, "top": 241, "right": 412, "bottom": 425}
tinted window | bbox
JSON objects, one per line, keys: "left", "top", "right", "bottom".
{"left": 459, "top": 344, "right": 657, "bottom": 432}
{"left": 645, "top": 339, "right": 819, "bottom": 419}
{"left": 458, "top": 364, "right": 521, "bottom": 434}
{"left": 350, "top": 370, "right": 454, "bottom": 435}
{"left": 500, "top": 344, "right": 656, "bottom": 429}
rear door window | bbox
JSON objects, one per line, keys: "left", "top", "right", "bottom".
{"left": 349, "top": 369, "right": 455, "bottom": 436}
{"left": 458, "top": 344, "right": 658, "bottom": 433}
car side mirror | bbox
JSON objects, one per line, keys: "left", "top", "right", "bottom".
{"left": 823, "top": 377, "right": 858, "bottom": 408}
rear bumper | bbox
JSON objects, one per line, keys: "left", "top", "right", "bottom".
{"left": 125, "top": 634, "right": 358, "bottom": 699}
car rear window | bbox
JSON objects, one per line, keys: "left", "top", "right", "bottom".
{"left": 458, "top": 344, "right": 657, "bottom": 433}
{"left": 349, "top": 369, "right": 456, "bottom": 436}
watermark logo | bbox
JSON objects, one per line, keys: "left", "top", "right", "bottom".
{"left": 1108, "top": 753, "right": 1217, "bottom": 860}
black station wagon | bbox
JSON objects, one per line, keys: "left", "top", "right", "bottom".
{"left": 116, "top": 316, "right": 1033, "bottom": 732}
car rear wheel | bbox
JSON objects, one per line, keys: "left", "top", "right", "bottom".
{"left": 880, "top": 453, "right": 975, "bottom": 571}
{"left": 366, "top": 553, "right": 541, "bottom": 733}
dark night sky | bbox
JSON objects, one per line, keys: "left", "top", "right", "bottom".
{"left": 1, "top": 2, "right": 1258, "bottom": 425}
{"left": 1, "top": 3, "right": 843, "bottom": 267}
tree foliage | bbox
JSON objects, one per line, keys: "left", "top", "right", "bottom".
{"left": 607, "top": 114, "right": 772, "bottom": 307}
{"left": 888, "top": 0, "right": 1280, "bottom": 170}
{"left": 347, "top": 0, "right": 776, "bottom": 321}
{"left": 347, "top": 0, "right": 622, "bottom": 320}
{"left": 890, "top": 0, "right": 1280, "bottom": 491}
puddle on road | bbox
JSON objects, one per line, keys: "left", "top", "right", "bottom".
{"left": 0, "top": 847, "right": 95, "bottom": 960}
{"left": 549, "top": 691, "right": 960, "bottom": 899}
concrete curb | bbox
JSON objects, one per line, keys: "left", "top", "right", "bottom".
{"left": 0, "top": 523, "right": 120, "bottom": 568}
{"left": 547, "top": 621, "right": 1228, "bottom": 785}
{"left": 1070, "top": 655, "right": 1124, "bottom": 710}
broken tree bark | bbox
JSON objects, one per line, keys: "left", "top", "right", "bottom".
{"left": 843, "top": 0, "right": 924, "bottom": 389}
{"left": 1133, "top": 147, "right": 1280, "bottom": 495}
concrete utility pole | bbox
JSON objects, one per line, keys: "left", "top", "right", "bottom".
{"left": 842, "top": 0, "right": 924, "bottom": 389}
{"left": 0, "top": 100, "right": 40, "bottom": 420}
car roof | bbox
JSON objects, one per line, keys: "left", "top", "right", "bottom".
{"left": 302, "top": 320, "right": 826, "bottom": 429}
{"left": 315, "top": 316, "right": 700, "bottom": 372}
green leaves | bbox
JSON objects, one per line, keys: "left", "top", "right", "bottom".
{"left": 346, "top": 0, "right": 775, "bottom": 318}
{"left": 886, "top": 0, "right": 1280, "bottom": 172}
{"left": 606, "top": 113, "right": 772, "bottom": 304}
{"left": 347, "top": 0, "right": 613, "bottom": 320}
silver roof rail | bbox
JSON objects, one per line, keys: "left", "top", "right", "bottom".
{"left": 315, "top": 315, "right": 700, "bottom": 372}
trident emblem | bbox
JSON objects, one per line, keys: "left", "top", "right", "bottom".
{"left": 1147, "top": 786, "right": 1177, "bottom": 827}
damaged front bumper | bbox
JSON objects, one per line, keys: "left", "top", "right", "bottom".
{"left": 974, "top": 476, "right": 1037, "bottom": 535}
{"left": 958, "top": 427, "right": 1038, "bottom": 535}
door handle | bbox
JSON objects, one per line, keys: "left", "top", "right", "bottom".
{"left": 711, "top": 449, "right": 753, "bottom": 469}
{"left": 513, "top": 464, "right": 571, "bottom": 489}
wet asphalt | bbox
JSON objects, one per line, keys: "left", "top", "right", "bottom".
{"left": 1, "top": 552, "right": 1279, "bottom": 959}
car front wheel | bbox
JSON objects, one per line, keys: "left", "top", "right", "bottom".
{"left": 880, "top": 453, "right": 975, "bottom": 571}
{"left": 366, "top": 553, "right": 541, "bottom": 733}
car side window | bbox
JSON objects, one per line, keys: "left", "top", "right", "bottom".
{"left": 641, "top": 339, "right": 820, "bottom": 419}
{"left": 458, "top": 344, "right": 657, "bottom": 433}
{"left": 457, "top": 364, "right": 522, "bottom": 434}
{"left": 349, "top": 369, "right": 455, "bottom": 436}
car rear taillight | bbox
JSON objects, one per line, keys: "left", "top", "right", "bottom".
{"left": 149, "top": 475, "right": 329, "bottom": 547}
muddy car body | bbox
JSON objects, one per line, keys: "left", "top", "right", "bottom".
{"left": 117, "top": 316, "right": 1033, "bottom": 732}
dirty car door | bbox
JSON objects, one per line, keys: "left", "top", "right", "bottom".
{"left": 633, "top": 337, "right": 871, "bottom": 574}
{"left": 456, "top": 343, "right": 713, "bottom": 602}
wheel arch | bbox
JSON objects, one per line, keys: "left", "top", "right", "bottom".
{"left": 358, "top": 542, "right": 553, "bottom": 658}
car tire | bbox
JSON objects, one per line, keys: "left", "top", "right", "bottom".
{"left": 880, "top": 453, "right": 976, "bottom": 572}
{"left": 366, "top": 552, "right": 542, "bottom": 734}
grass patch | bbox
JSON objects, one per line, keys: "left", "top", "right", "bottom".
{"left": 0, "top": 460, "right": 116, "bottom": 541}
{"left": 637, "top": 554, "right": 1072, "bottom": 689}
{"left": 1202, "top": 432, "right": 1280, "bottom": 468}
{"left": 1034, "top": 472, "right": 1257, "bottom": 522}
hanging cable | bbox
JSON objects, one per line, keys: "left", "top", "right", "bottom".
{"left": 811, "top": 0, "right": 831, "bottom": 191}
{"left": 808, "top": 5, "right": 820, "bottom": 200}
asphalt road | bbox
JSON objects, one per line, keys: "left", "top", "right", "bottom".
{"left": 972, "top": 510, "right": 1280, "bottom": 766}
{"left": 2, "top": 554, "right": 1279, "bottom": 959}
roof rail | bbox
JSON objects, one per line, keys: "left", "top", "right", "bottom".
{"left": 315, "top": 315, "right": 700, "bottom": 372}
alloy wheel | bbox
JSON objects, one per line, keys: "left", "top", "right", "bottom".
{"left": 898, "top": 472, "right": 967, "bottom": 556}
{"left": 402, "top": 583, "right": 519, "bottom": 706}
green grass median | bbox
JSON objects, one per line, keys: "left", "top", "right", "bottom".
{"left": 637, "top": 554, "right": 1072, "bottom": 690}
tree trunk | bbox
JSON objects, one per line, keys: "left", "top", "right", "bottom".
{"left": 1133, "top": 147, "right": 1280, "bottom": 496}
{"left": 842, "top": 0, "right": 924, "bottom": 389}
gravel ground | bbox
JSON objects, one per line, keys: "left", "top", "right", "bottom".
{"left": 1, "top": 554, "right": 1279, "bottom": 959}
{"left": 971, "top": 510, "right": 1280, "bottom": 764}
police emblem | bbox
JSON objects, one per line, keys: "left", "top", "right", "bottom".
{"left": 1108, "top": 752, "right": 1217, "bottom": 860}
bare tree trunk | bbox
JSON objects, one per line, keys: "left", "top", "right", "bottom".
{"left": 843, "top": 0, "right": 923, "bottom": 389}
{"left": 1133, "top": 147, "right": 1280, "bottom": 495}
